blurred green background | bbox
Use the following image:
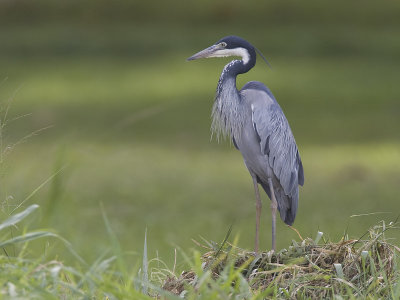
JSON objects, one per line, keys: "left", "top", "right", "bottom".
{"left": 0, "top": 0, "right": 399, "bottom": 266}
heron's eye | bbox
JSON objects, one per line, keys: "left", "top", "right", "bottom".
{"left": 220, "top": 42, "right": 227, "bottom": 48}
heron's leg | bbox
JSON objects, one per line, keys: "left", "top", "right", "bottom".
{"left": 268, "top": 178, "right": 277, "bottom": 252}
{"left": 252, "top": 177, "right": 262, "bottom": 253}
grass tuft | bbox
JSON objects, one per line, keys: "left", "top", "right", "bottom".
{"left": 163, "top": 221, "right": 400, "bottom": 299}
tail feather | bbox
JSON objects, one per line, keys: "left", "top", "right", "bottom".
{"left": 259, "top": 179, "right": 298, "bottom": 226}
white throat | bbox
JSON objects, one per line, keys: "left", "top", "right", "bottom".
{"left": 211, "top": 47, "right": 250, "bottom": 64}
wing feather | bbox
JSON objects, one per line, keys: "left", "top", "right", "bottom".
{"left": 250, "top": 89, "right": 304, "bottom": 198}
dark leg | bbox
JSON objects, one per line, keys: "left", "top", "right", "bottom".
{"left": 268, "top": 178, "right": 277, "bottom": 252}
{"left": 252, "top": 177, "right": 262, "bottom": 253}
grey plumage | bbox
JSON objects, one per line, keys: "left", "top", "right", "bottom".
{"left": 240, "top": 81, "right": 303, "bottom": 225}
{"left": 188, "top": 35, "right": 304, "bottom": 252}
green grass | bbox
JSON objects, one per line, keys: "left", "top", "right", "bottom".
{"left": 0, "top": 204, "right": 399, "bottom": 299}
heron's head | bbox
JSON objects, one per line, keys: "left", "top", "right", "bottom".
{"left": 187, "top": 35, "right": 256, "bottom": 66}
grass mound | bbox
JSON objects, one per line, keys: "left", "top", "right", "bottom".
{"left": 163, "top": 221, "right": 400, "bottom": 299}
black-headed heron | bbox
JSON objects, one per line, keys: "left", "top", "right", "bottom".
{"left": 187, "top": 36, "right": 304, "bottom": 252}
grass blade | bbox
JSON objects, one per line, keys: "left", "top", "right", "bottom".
{"left": 0, "top": 231, "right": 57, "bottom": 248}
{"left": 0, "top": 204, "right": 39, "bottom": 232}
{"left": 11, "top": 166, "right": 68, "bottom": 215}
{"left": 142, "top": 228, "right": 148, "bottom": 295}
{"left": 100, "top": 203, "right": 126, "bottom": 276}
{"left": 214, "top": 224, "right": 233, "bottom": 258}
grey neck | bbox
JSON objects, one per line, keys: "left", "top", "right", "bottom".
{"left": 211, "top": 60, "right": 245, "bottom": 141}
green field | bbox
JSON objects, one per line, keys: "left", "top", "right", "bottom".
{"left": 0, "top": 0, "right": 399, "bottom": 271}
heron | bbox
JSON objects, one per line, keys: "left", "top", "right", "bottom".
{"left": 187, "top": 36, "right": 304, "bottom": 252}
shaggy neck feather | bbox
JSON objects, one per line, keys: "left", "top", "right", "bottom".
{"left": 211, "top": 60, "right": 245, "bottom": 140}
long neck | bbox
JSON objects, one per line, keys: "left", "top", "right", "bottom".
{"left": 211, "top": 60, "right": 250, "bottom": 140}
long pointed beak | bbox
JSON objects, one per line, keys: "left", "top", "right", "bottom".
{"left": 187, "top": 45, "right": 219, "bottom": 61}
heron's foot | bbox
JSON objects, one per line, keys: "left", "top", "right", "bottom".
{"left": 266, "top": 249, "right": 275, "bottom": 256}
{"left": 248, "top": 250, "right": 273, "bottom": 259}
{"left": 256, "top": 249, "right": 275, "bottom": 263}
{"left": 248, "top": 251, "right": 258, "bottom": 257}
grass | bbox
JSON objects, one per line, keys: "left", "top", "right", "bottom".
{"left": 0, "top": 203, "right": 399, "bottom": 299}
{"left": 163, "top": 221, "right": 400, "bottom": 299}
